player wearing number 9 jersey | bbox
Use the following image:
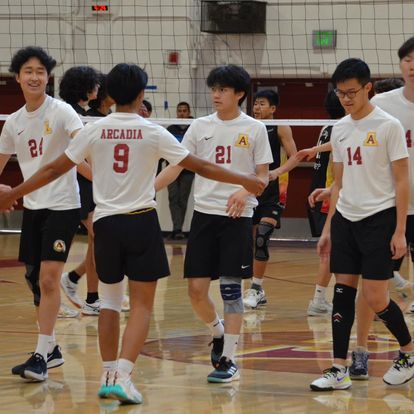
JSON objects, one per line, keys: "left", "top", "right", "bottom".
{"left": 0, "top": 62, "right": 265, "bottom": 403}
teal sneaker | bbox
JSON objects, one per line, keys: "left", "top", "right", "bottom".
{"left": 207, "top": 357, "right": 240, "bottom": 383}
{"left": 109, "top": 372, "right": 143, "bottom": 404}
{"left": 98, "top": 371, "right": 114, "bottom": 399}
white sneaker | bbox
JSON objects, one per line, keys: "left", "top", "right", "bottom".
{"left": 383, "top": 352, "right": 414, "bottom": 385}
{"left": 81, "top": 300, "right": 100, "bottom": 316}
{"left": 407, "top": 301, "right": 414, "bottom": 314}
{"left": 310, "top": 366, "right": 352, "bottom": 391}
{"left": 243, "top": 288, "right": 267, "bottom": 309}
{"left": 307, "top": 299, "right": 333, "bottom": 316}
{"left": 57, "top": 303, "right": 80, "bottom": 319}
{"left": 109, "top": 372, "right": 143, "bottom": 404}
{"left": 395, "top": 280, "right": 414, "bottom": 300}
{"left": 60, "top": 272, "right": 82, "bottom": 308}
{"left": 98, "top": 370, "right": 115, "bottom": 399}
{"left": 121, "top": 295, "right": 130, "bottom": 312}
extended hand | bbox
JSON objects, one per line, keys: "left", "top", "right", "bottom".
{"left": 226, "top": 190, "right": 249, "bottom": 218}
{"left": 0, "top": 184, "right": 17, "bottom": 212}
{"left": 317, "top": 233, "right": 331, "bottom": 263}
{"left": 242, "top": 174, "right": 266, "bottom": 196}
{"left": 308, "top": 187, "right": 330, "bottom": 208}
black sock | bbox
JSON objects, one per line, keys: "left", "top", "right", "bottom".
{"left": 376, "top": 300, "right": 412, "bottom": 347}
{"left": 86, "top": 292, "right": 99, "bottom": 304}
{"left": 332, "top": 284, "right": 357, "bottom": 360}
{"left": 68, "top": 270, "right": 81, "bottom": 284}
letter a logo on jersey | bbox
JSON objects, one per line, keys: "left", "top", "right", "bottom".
{"left": 364, "top": 131, "right": 378, "bottom": 146}
{"left": 236, "top": 133, "right": 250, "bottom": 148}
{"left": 44, "top": 120, "right": 52, "bottom": 136}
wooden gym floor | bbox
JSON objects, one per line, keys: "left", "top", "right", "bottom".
{"left": 0, "top": 234, "right": 414, "bottom": 413}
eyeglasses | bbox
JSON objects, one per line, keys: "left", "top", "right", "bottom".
{"left": 334, "top": 84, "right": 366, "bottom": 99}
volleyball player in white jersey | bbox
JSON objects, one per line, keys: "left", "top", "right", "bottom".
{"left": 156, "top": 65, "right": 272, "bottom": 383}
{"left": 0, "top": 63, "right": 265, "bottom": 403}
{"left": 310, "top": 58, "right": 414, "bottom": 391}
{"left": 345, "top": 37, "right": 414, "bottom": 380}
{"left": 0, "top": 46, "right": 85, "bottom": 381}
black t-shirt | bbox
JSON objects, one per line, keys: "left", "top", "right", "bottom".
{"left": 309, "top": 125, "right": 332, "bottom": 192}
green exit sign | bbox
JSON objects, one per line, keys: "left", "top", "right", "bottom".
{"left": 312, "top": 30, "right": 337, "bottom": 49}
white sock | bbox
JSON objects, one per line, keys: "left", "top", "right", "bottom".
{"left": 355, "top": 346, "right": 368, "bottom": 353}
{"left": 207, "top": 314, "right": 224, "bottom": 338}
{"left": 35, "top": 334, "right": 52, "bottom": 361}
{"left": 251, "top": 277, "right": 264, "bottom": 289}
{"left": 118, "top": 358, "right": 135, "bottom": 377}
{"left": 333, "top": 363, "right": 347, "bottom": 372}
{"left": 314, "top": 285, "right": 326, "bottom": 302}
{"left": 393, "top": 271, "right": 407, "bottom": 288}
{"left": 47, "top": 331, "right": 57, "bottom": 354}
{"left": 103, "top": 360, "right": 118, "bottom": 372}
{"left": 222, "top": 333, "right": 239, "bottom": 362}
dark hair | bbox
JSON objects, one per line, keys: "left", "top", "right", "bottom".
{"left": 142, "top": 99, "right": 152, "bottom": 113}
{"left": 374, "top": 78, "right": 404, "bottom": 94}
{"left": 177, "top": 101, "right": 190, "bottom": 111}
{"left": 9, "top": 46, "right": 56, "bottom": 75}
{"left": 253, "top": 89, "right": 280, "bottom": 107}
{"left": 89, "top": 73, "right": 109, "bottom": 110}
{"left": 324, "top": 90, "right": 345, "bottom": 119}
{"left": 331, "top": 58, "right": 371, "bottom": 87}
{"left": 398, "top": 37, "right": 414, "bottom": 60}
{"left": 107, "top": 63, "right": 148, "bottom": 106}
{"left": 59, "top": 66, "right": 100, "bottom": 105}
{"left": 206, "top": 64, "right": 251, "bottom": 105}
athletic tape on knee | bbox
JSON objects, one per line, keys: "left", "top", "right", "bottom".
{"left": 255, "top": 221, "right": 274, "bottom": 261}
{"left": 25, "top": 264, "right": 40, "bottom": 306}
{"left": 220, "top": 277, "right": 243, "bottom": 314}
{"left": 99, "top": 280, "right": 124, "bottom": 313}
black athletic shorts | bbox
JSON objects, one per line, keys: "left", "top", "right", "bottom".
{"left": 253, "top": 181, "right": 284, "bottom": 227}
{"left": 19, "top": 208, "right": 80, "bottom": 265}
{"left": 93, "top": 208, "right": 170, "bottom": 284}
{"left": 330, "top": 207, "right": 396, "bottom": 280}
{"left": 184, "top": 211, "right": 253, "bottom": 280}
{"left": 78, "top": 174, "right": 95, "bottom": 220}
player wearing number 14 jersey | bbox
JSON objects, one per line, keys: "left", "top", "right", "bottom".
{"left": 310, "top": 58, "right": 414, "bottom": 391}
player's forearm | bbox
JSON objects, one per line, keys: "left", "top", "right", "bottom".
{"left": 76, "top": 161, "right": 92, "bottom": 181}
{"left": 155, "top": 164, "right": 183, "bottom": 191}
{"left": 321, "top": 182, "right": 339, "bottom": 235}
{"left": 394, "top": 177, "right": 408, "bottom": 234}
{"left": 11, "top": 154, "right": 75, "bottom": 200}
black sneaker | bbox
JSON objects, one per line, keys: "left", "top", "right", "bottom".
{"left": 209, "top": 336, "right": 224, "bottom": 367}
{"left": 207, "top": 357, "right": 240, "bottom": 383}
{"left": 47, "top": 345, "right": 65, "bottom": 369}
{"left": 12, "top": 345, "right": 64, "bottom": 375}
{"left": 21, "top": 353, "right": 48, "bottom": 382}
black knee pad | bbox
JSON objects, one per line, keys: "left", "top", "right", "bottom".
{"left": 255, "top": 221, "right": 274, "bottom": 261}
{"left": 25, "top": 265, "right": 41, "bottom": 306}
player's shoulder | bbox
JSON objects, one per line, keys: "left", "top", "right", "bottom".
{"left": 371, "top": 87, "right": 402, "bottom": 105}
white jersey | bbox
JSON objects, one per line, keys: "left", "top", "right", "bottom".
{"left": 182, "top": 112, "right": 273, "bottom": 217}
{"left": 332, "top": 106, "right": 408, "bottom": 222}
{"left": 371, "top": 87, "right": 414, "bottom": 214}
{"left": 0, "top": 95, "right": 82, "bottom": 210}
{"left": 65, "top": 112, "right": 189, "bottom": 222}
